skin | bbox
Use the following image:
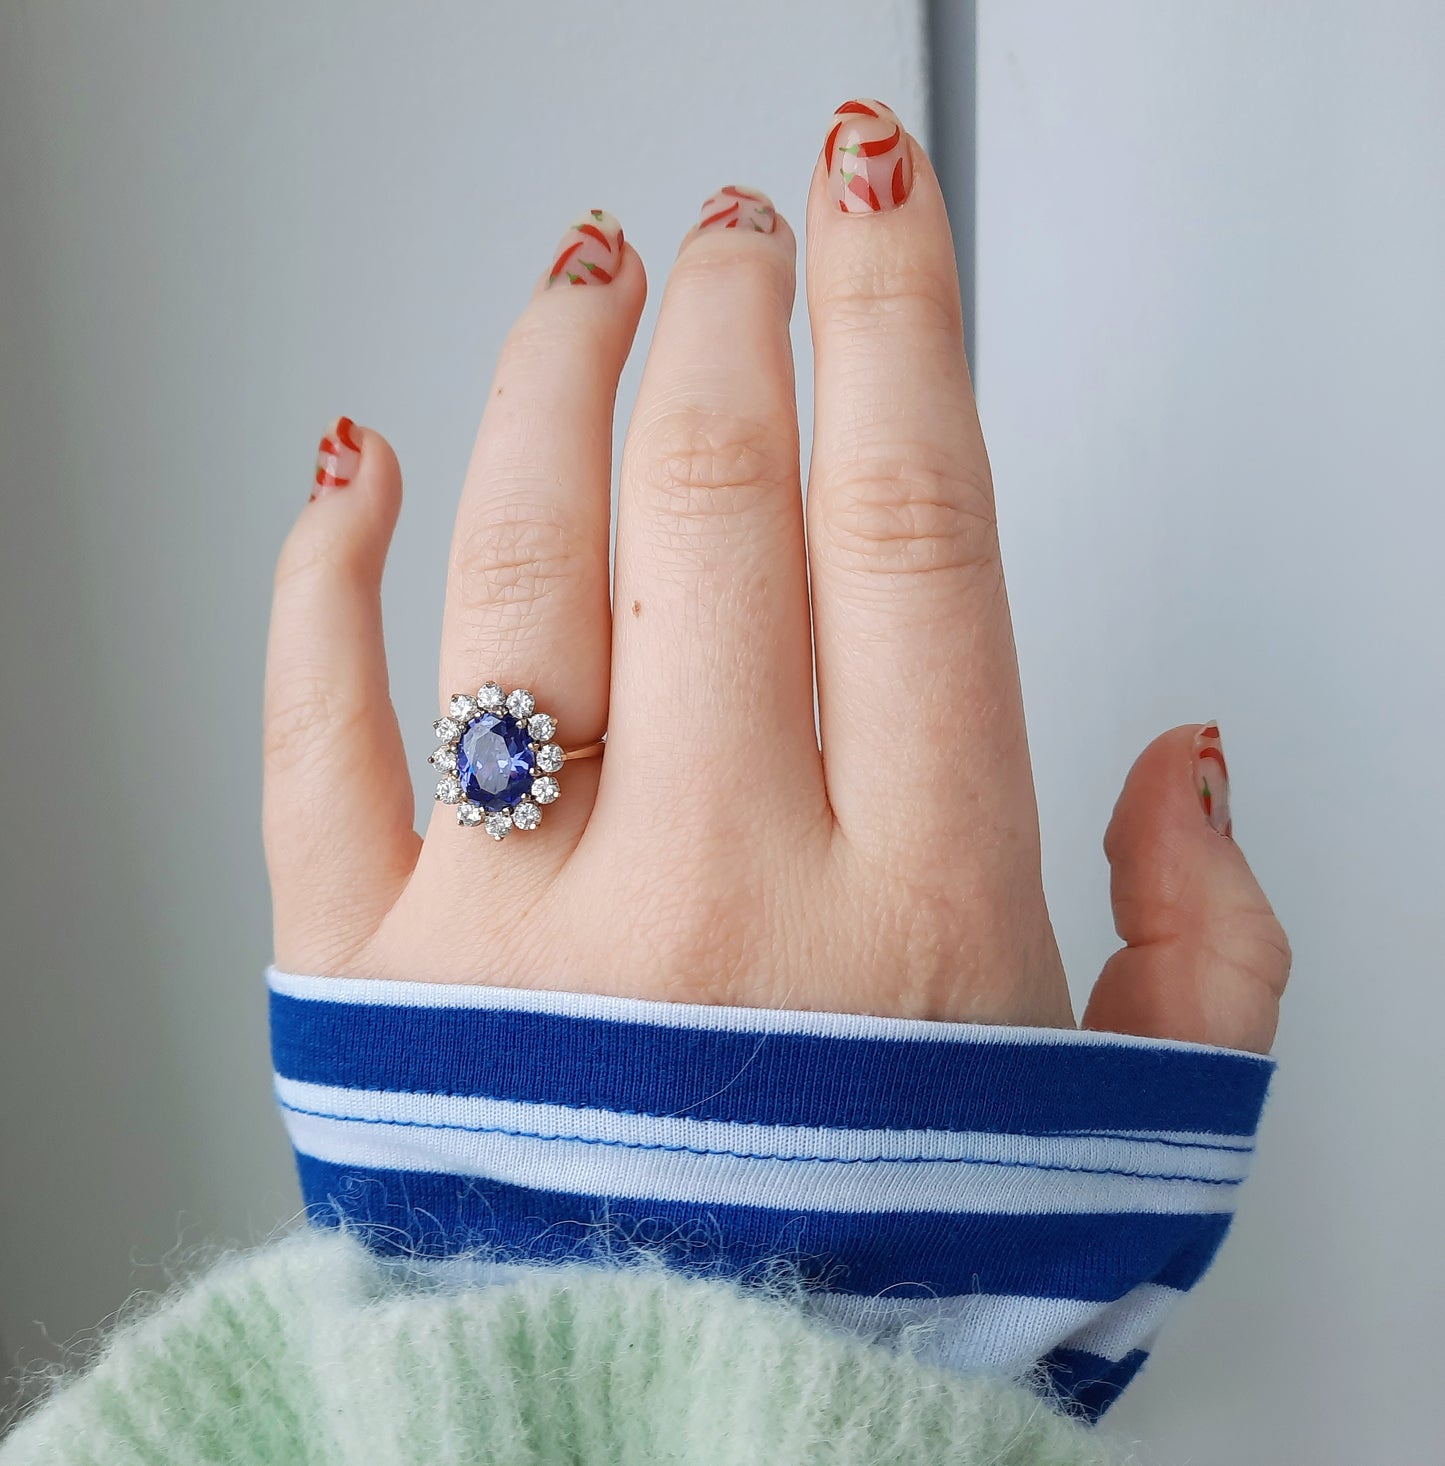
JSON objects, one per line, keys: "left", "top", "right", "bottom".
{"left": 264, "top": 115, "right": 1290, "bottom": 1054}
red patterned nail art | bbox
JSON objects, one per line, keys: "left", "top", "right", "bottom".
{"left": 696, "top": 185, "right": 776, "bottom": 234}
{"left": 1194, "top": 722, "right": 1233, "bottom": 837}
{"left": 824, "top": 99, "right": 913, "bottom": 214}
{"left": 547, "top": 209, "right": 625, "bottom": 287}
{"left": 312, "top": 416, "right": 361, "bottom": 500}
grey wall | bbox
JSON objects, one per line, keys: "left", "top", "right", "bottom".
{"left": 974, "top": 5, "right": 1445, "bottom": 1463}
{"left": 0, "top": 0, "right": 925, "bottom": 1391}
{"left": 4, "top": 2, "right": 1443, "bottom": 1462}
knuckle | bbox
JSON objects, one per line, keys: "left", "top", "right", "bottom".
{"left": 633, "top": 409, "right": 791, "bottom": 524}
{"left": 668, "top": 246, "right": 794, "bottom": 312}
{"left": 450, "top": 487, "right": 590, "bottom": 617}
{"left": 273, "top": 529, "right": 348, "bottom": 600}
{"left": 816, "top": 259, "right": 962, "bottom": 340}
{"left": 820, "top": 447, "right": 999, "bottom": 582}
{"left": 1213, "top": 903, "right": 1294, "bottom": 1000}
{"left": 497, "top": 317, "right": 574, "bottom": 376}
{"left": 263, "top": 674, "right": 363, "bottom": 779}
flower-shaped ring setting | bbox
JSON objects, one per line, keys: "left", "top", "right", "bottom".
{"left": 428, "top": 683, "right": 602, "bottom": 841}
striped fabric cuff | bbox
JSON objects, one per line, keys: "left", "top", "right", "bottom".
{"left": 268, "top": 967, "right": 1274, "bottom": 1421}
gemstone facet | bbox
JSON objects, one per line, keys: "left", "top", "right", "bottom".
{"left": 484, "top": 810, "right": 513, "bottom": 840}
{"left": 512, "top": 800, "right": 542, "bottom": 830}
{"left": 536, "top": 743, "right": 564, "bottom": 774}
{"left": 506, "top": 688, "right": 536, "bottom": 720}
{"left": 456, "top": 803, "right": 484, "bottom": 827}
{"left": 456, "top": 711, "right": 536, "bottom": 813}
{"left": 531, "top": 775, "right": 560, "bottom": 805}
{"left": 477, "top": 682, "right": 505, "bottom": 711}
{"left": 527, "top": 712, "right": 557, "bottom": 742}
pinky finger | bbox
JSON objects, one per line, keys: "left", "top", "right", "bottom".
{"left": 263, "top": 419, "right": 420, "bottom": 970}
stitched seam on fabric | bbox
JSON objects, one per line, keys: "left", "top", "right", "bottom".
{"left": 272, "top": 1075, "right": 1256, "bottom": 1152}
{"left": 277, "top": 1100, "right": 1246, "bottom": 1186}
{"left": 1045, "top": 1131, "right": 1255, "bottom": 1154}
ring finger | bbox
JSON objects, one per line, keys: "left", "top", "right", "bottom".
{"left": 433, "top": 210, "right": 645, "bottom": 847}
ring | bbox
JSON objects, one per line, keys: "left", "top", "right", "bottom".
{"left": 428, "top": 683, "right": 603, "bottom": 840}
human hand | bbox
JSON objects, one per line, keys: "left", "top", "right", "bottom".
{"left": 264, "top": 102, "right": 1289, "bottom": 1052}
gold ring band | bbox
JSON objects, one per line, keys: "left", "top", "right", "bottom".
{"left": 562, "top": 738, "right": 606, "bottom": 761}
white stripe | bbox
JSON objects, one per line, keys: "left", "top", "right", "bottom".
{"left": 1057, "top": 1282, "right": 1178, "bottom": 1362}
{"left": 807, "top": 1282, "right": 1180, "bottom": 1371}
{"left": 279, "top": 1101, "right": 1245, "bottom": 1216}
{"left": 276, "top": 1077, "right": 1254, "bottom": 1183}
{"left": 267, "top": 966, "right": 1272, "bottom": 1061}
{"left": 376, "top": 1252, "right": 1179, "bottom": 1375}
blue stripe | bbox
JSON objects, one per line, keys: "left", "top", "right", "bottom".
{"left": 1041, "top": 1346, "right": 1150, "bottom": 1420}
{"left": 271, "top": 991, "right": 1272, "bottom": 1136}
{"left": 294, "top": 1154, "right": 1233, "bottom": 1299}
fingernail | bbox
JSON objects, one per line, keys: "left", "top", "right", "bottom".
{"left": 695, "top": 185, "right": 776, "bottom": 234}
{"left": 547, "top": 209, "right": 624, "bottom": 287}
{"left": 824, "top": 99, "right": 913, "bottom": 214}
{"left": 1194, "top": 722, "right": 1234, "bottom": 838}
{"left": 312, "top": 416, "right": 361, "bottom": 500}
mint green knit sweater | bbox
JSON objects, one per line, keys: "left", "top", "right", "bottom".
{"left": 2, "top": 1229, "right": 1120, "bottom": 1465}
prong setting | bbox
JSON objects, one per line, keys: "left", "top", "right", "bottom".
{"left": 431, "top": 684, "right": 566, "bottom": 837}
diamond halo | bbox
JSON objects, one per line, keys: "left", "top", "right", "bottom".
{"left": 430, "top": 685, "right": 576, "bottom": 840}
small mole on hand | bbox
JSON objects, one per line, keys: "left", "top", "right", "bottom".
{"left": 631, "top": 600, "right": 642, "bottom": 617}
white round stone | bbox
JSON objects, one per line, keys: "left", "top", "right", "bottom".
{"left": 435, "top": 775, "right": 463, "bottom": 804}
{"left": 484, "top": 810, "right": 513, "bottom": 840}
{"left": 456, "top": 803, "right": 484, "bottom": 827}
{"left": 477, "top": 682, "right": 505, "bottom": 711}
{"left": 433, "top": 716, "right": 461, "bottom": 742}
{"left": 531, "top": 775, "right": 560, "bottom": 805}
{"left": 429, "top": 745, "right": 458, "bottom": 773}
{"left": 536, "top": 743, "right": 564, "bottom": 774}
{"left": 449, "top": 693, "right": 478, "bottom": 720}
{"left": 506, "top": 688, "right": 536, "bottom": 720}
{"left": 511, "top": 800, "right": 542, "bottom": 831}
{"left": 527, "top": 712, "right": 557, "bottom": 742}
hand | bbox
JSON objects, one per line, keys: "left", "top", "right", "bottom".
{"left": 263, "top": 103, "right": 1289, "bottom": 1052}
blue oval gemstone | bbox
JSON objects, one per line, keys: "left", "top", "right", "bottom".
{"left": 456, "top": 711, "right": 535, "bottom": 812}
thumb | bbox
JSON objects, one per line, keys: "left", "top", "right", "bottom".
{"left": 1082, "top": 723, "right": 1291, "bottom": 1054}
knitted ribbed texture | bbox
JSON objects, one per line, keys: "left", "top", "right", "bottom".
{"left": 2, "top": 1230, "right": 1126, "bottom": 1465}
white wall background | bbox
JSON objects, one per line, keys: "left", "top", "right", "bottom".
{"left": 3, "top": 3, "right": 1443, "bottom": 1462}
{"left": 976, "top": 4, "right": 1445, "bottom": 1463}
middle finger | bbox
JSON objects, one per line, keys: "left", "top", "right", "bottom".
{"left": 607, "top": 190, "right": 823, "bottom": 822}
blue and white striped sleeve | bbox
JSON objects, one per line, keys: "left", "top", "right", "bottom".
{"left": 268, "top": 967, "right": 1274, "bottom": 1422}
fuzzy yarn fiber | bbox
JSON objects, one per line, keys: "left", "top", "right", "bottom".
{"left": 1, "top": 1229, "right": 1127, "bottom": 1464}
